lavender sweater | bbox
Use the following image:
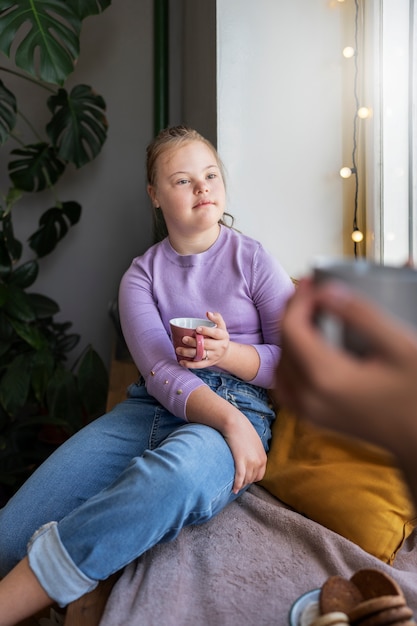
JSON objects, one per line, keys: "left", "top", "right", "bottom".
{"left": 119, "top": 225, "right": 294, "bottom": 420}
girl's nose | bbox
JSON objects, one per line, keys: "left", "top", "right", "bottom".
{"left": 195, "top": 179, "right": 208, "bottom": 194}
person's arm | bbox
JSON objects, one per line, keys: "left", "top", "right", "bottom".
{"left": 275, "top": 278, "right": 417, "bottom": 505}
{"left": 186, "top": 385, "right": 267, "bottom": 493}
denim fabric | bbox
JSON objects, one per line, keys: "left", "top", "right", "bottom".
{"left": 0, "top": 370, "right": 274, "bottom": 606}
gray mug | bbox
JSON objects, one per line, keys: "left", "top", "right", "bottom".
{"left": 313, "top": 259, "right": 417, "bottom": 355}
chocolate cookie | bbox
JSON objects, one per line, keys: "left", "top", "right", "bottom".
{"left": 350, "top": 569, "right": 404, "bottom": 599}
{"left": 320, "top": 576, "right": 364, "bottom": 614}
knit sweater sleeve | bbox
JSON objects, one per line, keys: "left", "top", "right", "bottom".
{"left": 118, "top": 251, "right": 206, "bottom": 420}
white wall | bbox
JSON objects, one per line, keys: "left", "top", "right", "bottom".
{"left": 216, "top": 0, "right": 350, "bottom": 278}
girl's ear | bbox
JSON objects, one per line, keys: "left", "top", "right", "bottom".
{"left": 147, "top": 184, "right": 159, "bottom": 208}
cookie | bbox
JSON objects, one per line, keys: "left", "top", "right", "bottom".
{"left": 310, "top": 611, "right": 349, "bottom": 626}
{"left": 357, "top": 604, "right": 413, "bottom": 626}
{"left": 350, "top": 569, "right": 404, "bottom": 599}
{"left": 348, "top": 595, "right": 406, "bottom": 623}
{"left": 320, "top": 575, "right": 364, "bottom": 614}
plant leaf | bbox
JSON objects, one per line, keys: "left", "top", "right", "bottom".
{"left": 8, "top": 260, "right": 39, "bottom": 288}
{"left": 3, "top": 284, "right": 36, "bottom": 322}
{"left": 0, "top": 212, "right": 22, "bottom": 272}
{"left": 0, "top": 233, "right": 12, "bottom": 277}
{"left": 0, "top": 79, "right": 17, "bottom": 145}
{"left": 47, "top": 367, "right": 83, "bottom": 431}
{"left": 0, "top": 0, "right": 81, "bottom": 86}
{"left": 28, "top": 201, "right": 81, "bottom": 257}
{"left": 77, "top": 346, "right": 108, "bottom": 415}
{"left": 68, "top": 0, "right": 112, "bottom": 20}
{"left": 0, "top": 311, "right": 13, "bottom": 357}
{"left": 27, "top": 293, "right": 60, "bottom": 318}
{"left": 8, "top": 143, "right": 66, "bottom": 192}
{"left": 0, "top": 353, "right": 32, "bottom": 416}
{"left": 62, "top": 201, "right": 82, "bottom": 224}
{"left": 9, "top": 318, "right": 46, "bottom": 350}
{"left": 47, "top": 85, "right": 107, "bottom": 167}
{"left": 31, "top": 349, "right": 55, "bottom": 403}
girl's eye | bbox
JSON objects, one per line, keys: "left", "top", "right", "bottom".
{"left": 207, "top": 173, "right": 217, "bottom": 180}
{"left": 176, "top": 179, "right": 189, "bottom": 185}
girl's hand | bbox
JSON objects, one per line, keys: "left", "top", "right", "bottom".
{"left": 223, "top": 415, "right": 267, "bottom": 493}
{"left": 178, "top": 311, "right": 230, "bottom": 368}
{"left": 185, "top": 385, "right": 267, "bottom": 494}
{"left": 179, "top": 312, "right": 261, "bottom": 381}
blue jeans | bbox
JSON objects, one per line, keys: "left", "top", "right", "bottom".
{"left": 0, "top": 370, "right": 274, "bottom": 606}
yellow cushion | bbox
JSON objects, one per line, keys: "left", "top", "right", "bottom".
{"left": 260, "top": 408, "right": 417, "bottom": 563}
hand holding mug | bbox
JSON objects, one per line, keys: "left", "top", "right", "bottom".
{"left": 170, "top": 312, "right": 230, "bottom": 367}
{"left": 170, "top": 317, "right": 216, "bottom": 363}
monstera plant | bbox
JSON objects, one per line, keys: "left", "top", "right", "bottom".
{"left": 0, "top": 0, "right": 111, "bottom": 503}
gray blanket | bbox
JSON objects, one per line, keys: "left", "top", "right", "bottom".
{"left": 99, "top": 486, "right": 417, "bottom": 626}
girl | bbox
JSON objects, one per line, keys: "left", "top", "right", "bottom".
{"left": 0, "top": 126, "right": 294, "bottom": 624}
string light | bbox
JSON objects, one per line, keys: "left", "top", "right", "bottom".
{"left": 343, "top": 46, "right": 355, "bottom": 58}
{"left": 357, "top": 106, "right": 371, "bottom": 119}
{"left": 340, "top": 166, "right": 355, "bottom": 178}
{"left": 340, "top": 0, "right": 367, "bottom": 258}
{"left": 352, "top": 228, "right": 364, "bottom": 243}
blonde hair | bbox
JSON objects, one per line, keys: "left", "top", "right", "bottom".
{"left": 146, "top": 125, "right": 225, "bottom": 186}
{"left": 146, "top": 125, "right": 234, "bottom": 238}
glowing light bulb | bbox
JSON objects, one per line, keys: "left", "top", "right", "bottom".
{"left": 352, "top": 229, "right": 364, "bottom": 243}
{"left": 343, "top": 46, "right": 355, "bottom": 58}
{"left": 357, "top": 107, "right": 370, "bottom": 119}
{"left": 340, "top": 167, "right": 353, "bottom": 179}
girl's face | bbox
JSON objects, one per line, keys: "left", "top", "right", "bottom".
{"left": 148, "top": 140, "right": 226, "bottom": 240}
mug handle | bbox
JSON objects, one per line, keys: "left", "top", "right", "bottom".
{"left": 194, "top": 332, "right": 205, "bottom": 361}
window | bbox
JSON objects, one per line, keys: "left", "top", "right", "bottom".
{"left": 365, "top": 0, "right": 416, "bottom": 265}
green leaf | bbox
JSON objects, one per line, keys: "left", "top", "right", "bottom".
{"left": 0, "top": 79, "right": 17, "bottom": 145}
{"left": 47, "top": 85, "right": 107, "bottom": 167}
{"left": 0, "top": 311, "right": 13, "bottom": 341}
{"left": 0, "top": 353, "right": 32, "bottom": 415}
{"left": 8, "top": 260, "right": 39, "bottom": 288}
{"left": 31, "top": 349, "right": 54, "bottom": 403}
{"left": 55, "top": 333, "right": 80, "bottom": 354}
{"left": 2, "top": 211, "right": 22, "bottom": 261}
{"left": 0, "top": 0, "right": 81, "bottom": 86}
{"left": 0, "top": 283, "right": 7, "bottom": 307}
{"left": 0, "top": 233, "right": 12, "bottom": 277}
{"left": 77, "top": 346, "right": 108, "bottom": 415}
{"left": 28, "top": 201, "right": 81, "bottom": 257}
{"left": 2, "top": 284, "right": 36, "bottom": 322}
{"left": 62, "top": 201, "right": 82, "bottom": 225}
{"left": 8, "top": 143, "right": 66, "bottom": 192}
{"left": 27, "top": 293, "right": 60, "bottom": 318}
{"left": 47, "top": 367, "right": 83, "bottom": 430}
{"left": 0, "top": 312, "right": 13, "bottom": 357}
{"left": 9, "top": 318, "right": 46, "bottom": 350}
{"left": 69, "top": 0, "right": 112, "bottom": 20}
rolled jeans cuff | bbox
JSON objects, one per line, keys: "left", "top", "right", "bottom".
{"left": 27, "top": 521, "right": 97, "bottom": 607}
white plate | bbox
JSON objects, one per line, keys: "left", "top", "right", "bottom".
{"left": 288, "top": 589, "right": 320, "bottom": 626}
